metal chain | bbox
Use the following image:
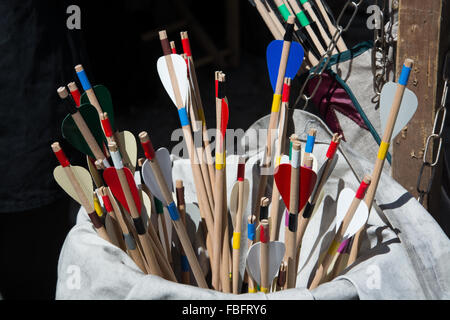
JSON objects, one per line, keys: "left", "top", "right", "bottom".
{"left": 293, "top": 0, "right": 363, "bottom": 110}
{"left": 416, "top": 78, "right": 448, "bottom": 204}
{"left": 371, "top": 0, "right": 396, "bottom": 106}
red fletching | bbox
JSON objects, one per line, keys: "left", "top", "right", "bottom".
{"left": 103, "top": 167, "right": 142, "bottom": 215}
{"left": 54, "top": 149, "right": 70, "bottom": 167}
{"left": 274, "top": 164, "right": 317, "bottom": 213}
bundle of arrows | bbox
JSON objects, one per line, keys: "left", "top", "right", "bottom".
{"left": 51, "top": 19, "right": 417, "bottom": 293}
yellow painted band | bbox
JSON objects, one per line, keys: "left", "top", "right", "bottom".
{"left": 260, "top": 287, "right": 269, "bottom": 293}
{"left": 233, "top": 232, "right": 241, "bottom": 249}
{"left": 377, "top": 141, "right": 390, "bottom": 160}
{"left": 197, "top": 108, "right": 206, "bottom": 125}
{"left": 248, "top": 288, "right": 257, "bottom": 293}
{"left": 93, "top": 196, "right": 103, "bottom": 217}
{"left": 275, "top": 156, "right": 281, "bottom": 167}
{"left": 271, "top": 94, "right": 282, "bottom": 113}
{"left": 327, "top": 240, "right": 340, "bottom": 255}
{"left": 215, "top": 152, "right": 226, "bottom": 170}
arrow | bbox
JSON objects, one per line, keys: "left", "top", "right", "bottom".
{"left": 103, "top": 141, "right": 170, "bottom": 280}
{"left": 348, "top": 59, "right": 417, "bottom": 265}
{"left": 175, "top": 180, "right": 191, "bottom": 285}
{"left": 212, "top": 72, "right": 231, "bottom": 292}
{"left": 157, "top": 30, "right": 215, "bottom": 260}
{"left": 254, "top": 15, "right": 304, "bottom": 223}
{"left": 180, "top": 31, "right": 216, "bottom": 192}
{"left": 291, "top": 0, "right": 338, "bottom": 55}
{"left": 270, "top": 77, "right": 291, "bottom": 241}
{"left": 98, "top": 186, "right": 147, "bottom": 273}
{"left": 309, "top": 176, "right": 371, "bottom": 289}
{"left": 58, "top": 86, "right": 110, "bottom": 168}
{"left": 231, "top": 157, "right": 250, "bottom": 294}
{"left": 245, "top": 215, "right": 258, "bottom": 293}
{"left": 68, "top": 82, "right": 81, "bottom": 107}
{"left": 274, "top": 0, "right": 326, "bottom": 56}
{"left": 76, "top": 64, "right": 115, "bottom": 126}
{"left": 295, "top": 134, "right": 341, "bottom": 264}
{"left": 139, "top": 131, "right": 208, "bottom": 288}
{"left": 246, "top": 220, "right": 285, "bottom": 293}
{"left": 52, "top": 142, "right": 111, "bottom": 243}
{"left": 275, "top": 138, "right": 317, "bottom": 288}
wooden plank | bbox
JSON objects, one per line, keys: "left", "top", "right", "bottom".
{"left": 393, "top": 0, "right": 445, "bottom": 215}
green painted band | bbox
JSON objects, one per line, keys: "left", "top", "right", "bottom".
{"left": 300, "top": 0, "right": 308, "bottom": 4}
{"left": 278, "top": 4, "right": 290, "bottom": 21}
{"left": 296, "top": 11, "right": 310, "bottom": 27}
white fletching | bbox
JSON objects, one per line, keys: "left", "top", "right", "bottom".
{"left": 157, "top": 54, "right": 189, "bottom": 107}
{"left": 336, "top": 188, "right": 369, "bottom": 240}
{"left": 380, "top": 81, "right": 418, "bottom": 139}
{"left": 246, "top": 241, "right": 285, "bottom": 285}
{"left": 141, "top": 148, "right": 173, "bottom": 206}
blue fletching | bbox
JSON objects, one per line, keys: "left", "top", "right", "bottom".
{"left": 266, "top": 40, "right": 304, "bottom": 92}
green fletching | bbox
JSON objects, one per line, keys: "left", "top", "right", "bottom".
{"left": 62, "top": 104, "right": 107, "bottom": 158}
{"left": 80, "top": 84, "right": 115, "bottom": 131}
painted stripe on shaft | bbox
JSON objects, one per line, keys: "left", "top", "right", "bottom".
{"left": 377, "top": 141, "right": 390, "bottom": 160}
{"left": 76, "top": 70, "right": 92, "bottom": 91}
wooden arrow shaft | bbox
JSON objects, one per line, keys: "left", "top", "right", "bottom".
{"left": 147, "top": 159, "right": 208, "bottom": 288}
{"left": 348, "top": 60, "right": 413, "bottom": 265}
{"left": 70, "top": 112, "right": 107, "bottom": 162}
{"left": 232, "top": 180, "right": 245, "bottom": 294}
{"left": 254, "top": 0, "right": 284, "bottom": 40}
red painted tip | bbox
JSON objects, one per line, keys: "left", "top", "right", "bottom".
{"left": 355, "top": 180, "right": 370, "bottom": 200}
{"left": 101, "top": 117, "right": 114, "bottom": 138}
{"left": 260, "top": 223, "right": 269, "bottom": 243}
{"left": 141, "top": 140, "right": 155, "bottom": 161}
{"left": 282, "top": 82, "right": 291, "bottom": 103}
{"left": 54, "top": 149, "right": 70, "bottom": 168}
{"left": 70, "top": 89, "right": 81, "bottom": 107}
{"left": 237, "top": 162, "right": 245, "bottom": 181}
{"left": 326, "top": 141, "right": 339, "bottom": 159}
{"left": 181, "top": 38, "right": 192, "bottom": 57}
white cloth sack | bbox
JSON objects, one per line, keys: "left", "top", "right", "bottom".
{"left": 56, "top": 110, "right": 450, "bottom": 300}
